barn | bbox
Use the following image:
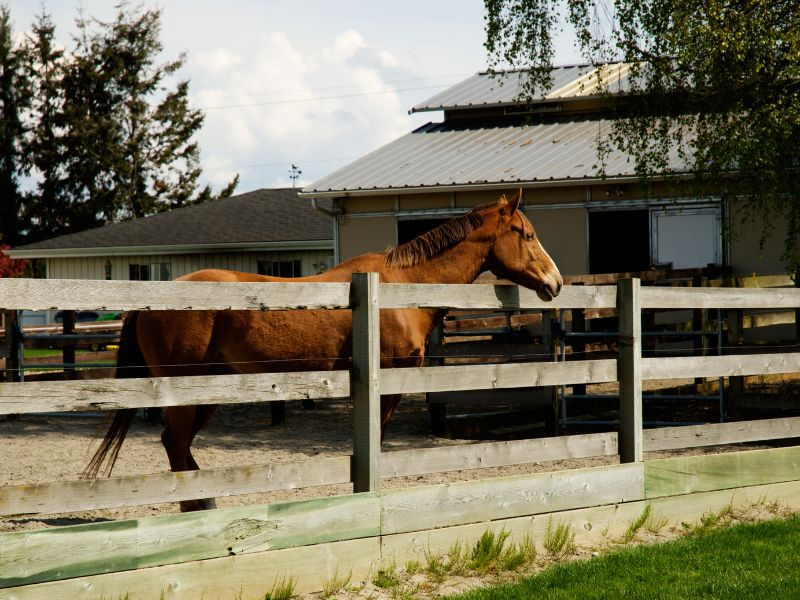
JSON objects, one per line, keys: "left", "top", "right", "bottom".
{"left": 7, "top": 188, "right": 334, "bottom": 282}
{"left": 302, "top": 64, "right": 789, "bottom": 278}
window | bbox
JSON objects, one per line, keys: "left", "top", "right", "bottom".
{"left": 129, "top": 263, "right": 171, "bottom": 281}
{"left": 588, "top": 205, "right": 722, "bottom": 274}
{"left": 258, "top": 259, "right": 302, "bottom": 277}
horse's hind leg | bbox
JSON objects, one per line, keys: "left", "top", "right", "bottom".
{"left": 162, "top": 405, "right": 218, "bottom": 511}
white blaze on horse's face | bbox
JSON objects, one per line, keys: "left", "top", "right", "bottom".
{"left": 488, "top": 192, "right": 563, "bottom": 301}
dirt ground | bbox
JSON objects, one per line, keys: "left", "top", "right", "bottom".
{"left": 0, "top": 380, "right": 790, "bottom": 533}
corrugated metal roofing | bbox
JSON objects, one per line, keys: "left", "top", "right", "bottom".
{"left": 303, "top": 118, "right": 689, "bottom": 196}
{"left": 411, "top": 63, "right": 632, "bottom": 113}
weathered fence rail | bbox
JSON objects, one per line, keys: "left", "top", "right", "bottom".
{"left": 0, "top": 275, "right": 798, "bottom": 597}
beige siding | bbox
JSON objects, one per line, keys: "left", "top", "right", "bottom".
{"left": 728, "top": 199, "right": 789, "bottom": 276}
{"left": 47, "top": 249, "right": 334, "bottom": 281}
{"left": 526, "top": 207, "right": 588, "bottom": 275}
{"left": 338, "top": 215, "right": 396, "bottom": 261}
{"left": 344, "top": 196, "right": 394, "bottom": 213}
{"left": 399, "top": 194, "right": 449, "bottom": 211}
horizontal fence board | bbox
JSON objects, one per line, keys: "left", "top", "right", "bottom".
{"left": 11, "top": 481, "right": 800, "bottom": 600}
{"left": 380, "top": 283, "right": 616, "bottom": 310}
{"left": 0, "top": 371, "right": 350, "bottom": 415}
{"left": 381, "top": 462, "right": 644, "bottom": 535}
{"left": 645, "top": 446, "right": 800, "bottom": 498}
{"left": 0, "top": 279, "right": 352, "bottom": 311}
{"left": 642, "top": 353, "right": 800, "bottom": 381}
{"left": 381, "top": 479, "right": 800, "bottom": 570}
{"left": 0, "top": 457, "right": 352, "bottom": 517}
{"left": 1, "top": 536, "right": 381, "bottom": 600}
{"left": 644, "top": 416, "right": 800, "bottom": 452}
{"left": 381, "top": 432, "right": 618, "bottom": 478}
{"left": 0, "top": 493, "right": 380, "bottom": 588}
{"left": 641, "top": 286, "right": 800, "bottom": 309}
{"left": 380, "top": 359, "right": 617, "bottom": 395}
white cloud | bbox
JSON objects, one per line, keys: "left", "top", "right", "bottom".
{"left": 187, "top": 28, "right": 419, "bottom": 189}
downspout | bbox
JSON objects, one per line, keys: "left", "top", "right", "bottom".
{"left": 311, "top": 198, "right": 340, "bottom": 265}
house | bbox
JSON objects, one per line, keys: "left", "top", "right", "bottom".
{"left": 302, "top": 64, "right": 788, "bottom": 277}
{"left": 8, "top": 188, "right": 335, "bottom": 282}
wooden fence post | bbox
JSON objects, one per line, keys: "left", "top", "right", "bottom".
{"left": 618, "top": 278, "right": 643, "bottom": 463}
{"left": 351, "top": 272, "right": 381, "bottom": 493}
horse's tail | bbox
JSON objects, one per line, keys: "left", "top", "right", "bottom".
{"left": 82, "top": 312, "right": 149, "bottom": 479}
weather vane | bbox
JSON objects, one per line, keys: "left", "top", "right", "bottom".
{"left": 289, "top": 164, "right": 302, "bottom": 188}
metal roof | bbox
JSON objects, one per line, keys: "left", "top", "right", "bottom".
{"left": 411, "top": 63, "right": 632, "bottom": 113}
{"left": 303, "top": 118, "right": 689, "bottom": 196}
{"left": 10, "top": 188, "right": 333, "bottom": 258}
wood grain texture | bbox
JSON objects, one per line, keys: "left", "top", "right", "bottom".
{"left": 0, "top": 370, "right": 350, "bottom": 415}
{"left": 641, "top": 353, "right": 800, "bottom": 380}
{"left": 381, "top": 463, "right": 644, "bottom": 535}
{"left": 0, "top": 278, "right": 352, "bottom": 311}
{"left": 644, "top": 417, "right": 800, "bottom": 451}
{"left": 381, "top": 433, "right": 618, "bottom": 478}
{"left": 0, "top": 493, "right": 380, "bottom": 588}
{"left": 380, "top": 359, "right": 617, "bottom": 395}
{"left": 350, "top": 272, "right": 382, "bottom": 493}
{"left": 640, "top": 286, "right": 800, "bottom": 309}
{"left": 379, "top": 283, "right": 617, "bottom": 310}
{"left": 645, "top": 446, "right": 800, "bottom": 498}
{"left": 381, "top": 479, "right": 800, "bottom": 567}
{"left": 1, "top": 537, "right": 380, "bottom": 600}
{"left": 618, "top": 279, "right": 643, "bottom": 463}
{"left": 0, "top": 457, "right": 352, "bottom": 517}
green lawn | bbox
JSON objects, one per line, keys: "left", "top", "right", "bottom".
{"left": 447, "top": 516, "right": 800, "bottom": 600}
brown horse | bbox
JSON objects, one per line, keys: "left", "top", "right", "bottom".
{"left": 84, "top": 190, "right": 562, "bottom": 511}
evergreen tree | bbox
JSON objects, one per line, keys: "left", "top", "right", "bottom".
{"left": 22, "top": 10, "right": 68, "bottom": 242}
{"left": 484, "top": 0, "right": 800, "bottom": 275}
{"left": 0, "top": 6, "right": 31, "bottom": 246}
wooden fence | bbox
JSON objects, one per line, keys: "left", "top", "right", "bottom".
{"left": 0, "top": 276, "right": 799, "bottom": 598}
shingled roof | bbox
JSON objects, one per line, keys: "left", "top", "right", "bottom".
{"left": 9, "top": 188, "right": 333, "bottom": 258}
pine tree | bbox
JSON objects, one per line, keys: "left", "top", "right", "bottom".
{"left": 0, "top": 6, "right": 31, "bottom": 246}
{"left": 22, "top": 10, "right": 68, "bottom": 242}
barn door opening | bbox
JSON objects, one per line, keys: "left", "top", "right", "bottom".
{"left": 397, "top": 218, "right": 449, "bottom": 245}
{"left": 588, "top": 209, "right": 650, "bottom": 274}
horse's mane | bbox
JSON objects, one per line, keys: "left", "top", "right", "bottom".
{"left": 385, "top": 210, "right": 485, "bottom": 268}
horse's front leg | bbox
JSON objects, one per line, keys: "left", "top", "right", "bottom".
{"left": 380, "top": 394, "right": 402, "bottom": 441}
{"left": 162, "top": 405, "right": 218, "bottom": 512}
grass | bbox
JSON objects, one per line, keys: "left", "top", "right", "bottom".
{"left": 445, "top": 515, "right": 800, "bottom": 600}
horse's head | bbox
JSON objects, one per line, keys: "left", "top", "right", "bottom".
{"left": 483, "top": 190, "right": 563, "bottom": 301}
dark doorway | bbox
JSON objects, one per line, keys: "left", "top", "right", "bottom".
{"left": 397, "top": 218, "right": 448, "bottom": 245}
{"left": 588, "top": 210, "right": 650, "bottom": 274}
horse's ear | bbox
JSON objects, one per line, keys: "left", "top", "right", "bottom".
{"left": 501, "top": 189, "right": 522, "bottom": 216}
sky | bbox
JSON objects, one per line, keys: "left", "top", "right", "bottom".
{"left": 5, "top": 1, "right": 582, "bottom": 195}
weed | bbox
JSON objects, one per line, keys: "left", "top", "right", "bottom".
{"left": 500, "top": 533, "right": 537, "bottom": 571}
{"left": 373, "top": 561, "right": 400, "bottom": 589}
{"left": 405, "top": 559, "right": 422, "bottom": 576}
{"left": 622, "top": 504, "right": 652, "bottom": 543}
{"left": 263, "top": 573, "right": 295, "bottom": 600}
{"left": 543, "top": 518, "right": 576, "bottom": 559}
{"left": 321, "top": 566, "right": 352, "bottom": 598}
{"left": 469, "top": 529, "right": 511, "bottom": 573}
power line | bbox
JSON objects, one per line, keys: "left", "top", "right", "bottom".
{"left": 202, "top": 156, "right": 358, "bottom": 171}
{"left": 199, "top": 83, "right": 453, "bottom": 111}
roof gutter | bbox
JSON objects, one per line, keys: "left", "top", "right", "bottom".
{"left": 6, "top": 239, "right": 334, "bottom": 260}
{"left": 299, "top": 174, "right": 694, "bottom": 199}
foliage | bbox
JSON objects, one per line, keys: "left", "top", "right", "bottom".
{"left": 0, "top": 244, "right": 27, "bottom": 277}
{"left": 484, "top": 0, "right": 800, "bottom": 275}
{"left": 542, "top": 518, "right": 576, "bottom": 559}
{"left": 0, "top": 3, "right": 238, "bottom": 246}
{"left": 445, "top": 515, "right": 800, "bottom": 599}
{"left": 0, "top": 6, "right": 31, "bottom": 247}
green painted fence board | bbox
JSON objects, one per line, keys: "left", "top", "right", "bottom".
{"left": 645, "top": 446, "right": 800, "bottom": 498}
{"left": 0, "top": 492, "right": 379, "bottom": 588}
{"left": 382, "top": 463, "right": 645, "bottom": 535}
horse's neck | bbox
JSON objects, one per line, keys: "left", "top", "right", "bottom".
{"left": 400, "top": 240, "right": 490, "bottom": 285}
